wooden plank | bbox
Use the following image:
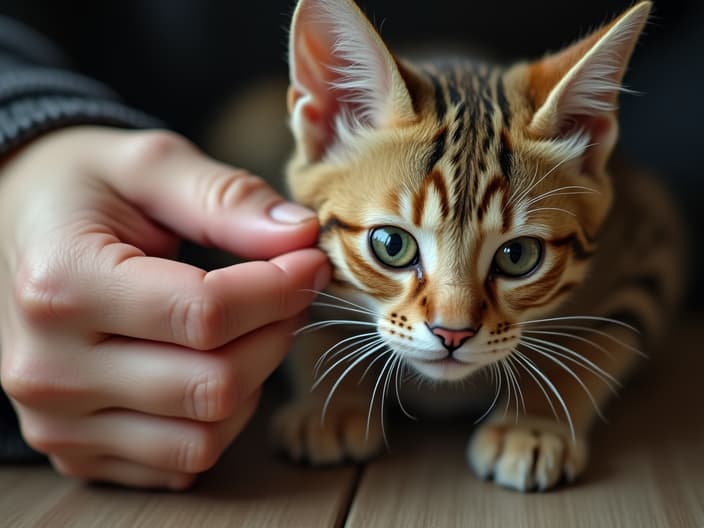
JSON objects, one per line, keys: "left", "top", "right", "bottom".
{"left": 346, "top": 315, "right": 704, "bottom": 528}
{"left": 0, "top": 392, "right": 358, "bottom": 528}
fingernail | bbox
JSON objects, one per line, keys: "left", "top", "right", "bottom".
{"left": 269, "top": 202, "right": 317, "bottom": 224}
{"left": 313, "top": 264, "right": 331, "bottom": 292}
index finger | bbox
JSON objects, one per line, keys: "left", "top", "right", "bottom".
{"left": 68, "top": 245, "right": 330, "bottom": 349}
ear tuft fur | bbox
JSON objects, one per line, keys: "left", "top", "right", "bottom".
{"left": 527, "top": 1, "right": 651, "bottom": 173}
{"left": 288, "top": 0, "right": 415, "bottom": 162}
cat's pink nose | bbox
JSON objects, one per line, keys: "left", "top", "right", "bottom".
{"left": 429, "top": 325, "right": 479, "bottom": 352}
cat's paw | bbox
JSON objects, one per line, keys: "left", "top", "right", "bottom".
{"left": 467, "top": 417, "right": 588, "bottom": 492}
{"left": 270, "top": 402, "right": 384, "bottom": 465}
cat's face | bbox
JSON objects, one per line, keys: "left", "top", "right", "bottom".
{"left": 287, "top": 0, "right": 648, "bottom": 382}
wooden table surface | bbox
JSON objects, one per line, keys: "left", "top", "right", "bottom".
{"left": 2, "top": 314, "right": 703, "bottom": 528}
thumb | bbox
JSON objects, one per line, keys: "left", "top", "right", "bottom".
{"left": 102, "top": 130, "right": 319, "bottom": 259}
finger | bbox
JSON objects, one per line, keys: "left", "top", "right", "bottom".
{"left": 100, "top": 130, "right": 320, "bottom": 259}
{"left": 18, "top": 230, "right": 329, "bottom": 345}
{"left": 28, "top": 391, "right": 261, "bottom": 474}
{"left": 51, "top": 455, "right": 196, "bottom": 490}
{"left": 71, "top": 317, "right": 298, "bottom": 421}
{"left": 72, "top": 245, "right": 329, "bottom": 348}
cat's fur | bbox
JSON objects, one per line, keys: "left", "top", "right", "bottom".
{"left": 270, "top": 0, "right": 684, "bottom": 491}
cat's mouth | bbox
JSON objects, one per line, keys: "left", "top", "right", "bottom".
{"left": 407, "top": 356, "right": 479, "bottom": 381}
{"left": 414, "top": 357, "right": 474, "bottom": 367}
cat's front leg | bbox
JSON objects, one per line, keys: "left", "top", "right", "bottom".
{"left": 467, "top": 325, "right": 641, "bottom": 491}
{"left": 270, "top": 327, "right": 385, "bottom": 465}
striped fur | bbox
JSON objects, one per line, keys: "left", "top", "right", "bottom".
{"left": 274, "top": 0, "right": 684, "bottom": 492}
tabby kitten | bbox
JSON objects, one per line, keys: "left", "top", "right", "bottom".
{"left": 271, "top": 0, "right": 684, "bottom": 491}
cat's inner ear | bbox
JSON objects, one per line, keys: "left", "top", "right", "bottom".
{"left": 288, "top": 0, "right": 416, "bottom": 162}
{"left": 527, "top": 1, "right": 651, "bottom": 174}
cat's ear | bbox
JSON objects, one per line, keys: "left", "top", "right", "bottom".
{"left": 527, "top": 1, "right": 651, "bottom": 173}
{"left": 288, "top": 0, "right": 416, "bottom": 162}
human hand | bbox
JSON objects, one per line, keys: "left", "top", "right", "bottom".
{"left": 0, "top": 127, "right": 330, "bottom": 489}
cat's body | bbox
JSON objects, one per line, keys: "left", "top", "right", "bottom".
{"left": 267, "top": 0, "right": 684, "bottom": 491}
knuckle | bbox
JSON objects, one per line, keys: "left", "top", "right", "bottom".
{"left": 185, "top": 368, "right": 237, "bottom": 422}
{"left": 13, "top": 259, "right": 76, "bottom": 325}
{"left": 122, "top": 130, "right": 193, "bottom": 171}
{"left": 202, "top": 169, "right": 268, "bottom": 213}
{"left": 51, "top": 457, "right": 90, "bottom": 480}
{"left": 20, "top": 417, "right": 62, "bottom": 455}
{"left": 0, "top": 347, "right": 52, "bottom": 407}
{"left": 174, "top": 426, "right": 221, "bottom": 473}
{"left": 172, "top": 296, "right": 228, "bottom": 350}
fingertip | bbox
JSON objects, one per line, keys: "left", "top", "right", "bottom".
{"left": 313, "top": 262, "right": 332, "bottom": 292}
{"left": 225, "top": 209, "right": 321, "bottom": 260}
{"left": 270, "top": 248, "right": 331, "bottom": 287}
{"left": 268, "top": 248, "right": 331, "bottom": 313}
{"left": 269, "top": 202, "right": 318, "bottom": 225}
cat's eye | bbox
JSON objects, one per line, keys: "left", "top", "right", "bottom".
{"left": 493, "top": 237, "right": 543, "bottom": 278}
{"left": 370, "top": 226, "right": 419, "bottom": 269}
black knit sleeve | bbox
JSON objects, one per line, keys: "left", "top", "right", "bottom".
{"left": 0, "top": 15, "right": 162, "bottom": 158}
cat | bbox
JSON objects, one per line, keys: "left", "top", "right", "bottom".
{"left": 269, "top": 0, "right": 684, "bottom": 492}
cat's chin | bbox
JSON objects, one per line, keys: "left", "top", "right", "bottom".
{"left": 407, "top": 357, "right": 480, "bottom": 382}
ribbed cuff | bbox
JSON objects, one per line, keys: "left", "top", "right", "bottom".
{"left": 0, "top": 68, "right": 117, "bottom": 103}
{"left": 0, "top": 94, "right": 163, "bottom": 157}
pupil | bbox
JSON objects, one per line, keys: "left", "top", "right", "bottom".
{"left": 508, "top": 243, "right": 523, "bottom": 264}
{"left": 386, "top": 233, "right": 403, "bottom": 256}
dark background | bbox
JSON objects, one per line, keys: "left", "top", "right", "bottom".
{"left": 1, "top": 0, "right": 702, "bottom": 303}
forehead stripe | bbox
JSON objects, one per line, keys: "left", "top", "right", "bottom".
{"left": 477, "top": 176, "right": 507, "bottom": 223}
{"left": 428, "top": 72, "right": 448, "bottom": 123}
{"left": 427, "top": 126, "right": 448, "bottom": 173}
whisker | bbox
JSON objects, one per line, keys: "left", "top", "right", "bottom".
{"left": 295, "top": 319, "right": 377, "bottom": 335}
{"left": 320, "top": 344, "right": 388, "bottom": 422}
{"left": 511, "top": 351, "right": 559, "bottom": 421}
{"left": 521, "top": 336, "right": 621, "bottom": 390}
{"left": 521, "top": 329, "right": 613, "bottom": 359}
{"left": 394, "top": 358, "right": 416, "bottom": 420}
{"left": 503, "top": 360, "right": 519, "bottom": 423}
{"left": 300, "top": 289, "right": 373, "bottom": 313}
{"left": 380, "top": 356, "right": 398, "bottom": 449}
{"left": 524, "top": 185, "right": 599, "bottom": 207}
{"left": 367, "top": 353, "right": 396, "bottom": 445}
{"left": 514, "top": 350, "right": 576, "bottom": 442}
{"left": 525, "top": 206, "right": 576, "bottom": 217}
{"left": 500, "top": 361, "right": 512, "bottom": 420}
{"left": 314, "top": 334, "right": 380, "bottom": 373}
{"left": 313, "top": 341, "right": 385, "bottom": 391}
{"left": 520, "top": 342, "right": 607, "bottom": 422}
{"left": 526, "top": 191, "right": 596, "bottom": 206}
{"left": 510, "top": 143, "right": 596, "bottom": 208}
{"left": 316, "top": 338, "right": 385, "bottom": 383}
{"left": 521, "top": 324, "right": 644, "bottom": 357}
{"left": 313, "top": 332, "right": 379, "bottom": 376}
{"left": 311, "top": 302, "right": 376, "bottom": 318}
{"left": 474, "top": 363, "right": 502, "bottom": 424}
{"left": 513, "top": 315, "right": 640, "bottom": 333}
{"left": 358, "top": 345, "right": 393, "bottom": 384}
{"left": 505, "top": 355, "right": 526, "bottom": 418}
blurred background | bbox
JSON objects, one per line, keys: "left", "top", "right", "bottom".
{"left": 1, "top": 0, "right": 702, "bottom": 303}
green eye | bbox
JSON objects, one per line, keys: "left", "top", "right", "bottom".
{"left": 370, "top": 226, "right": 419, "bottom": 268}
{"left": 494, "top": 237, "right": 543, "bottom": 277}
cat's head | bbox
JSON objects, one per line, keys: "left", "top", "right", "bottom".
{"left": 286, "top": 0, "right": 650, "bottom": 382}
